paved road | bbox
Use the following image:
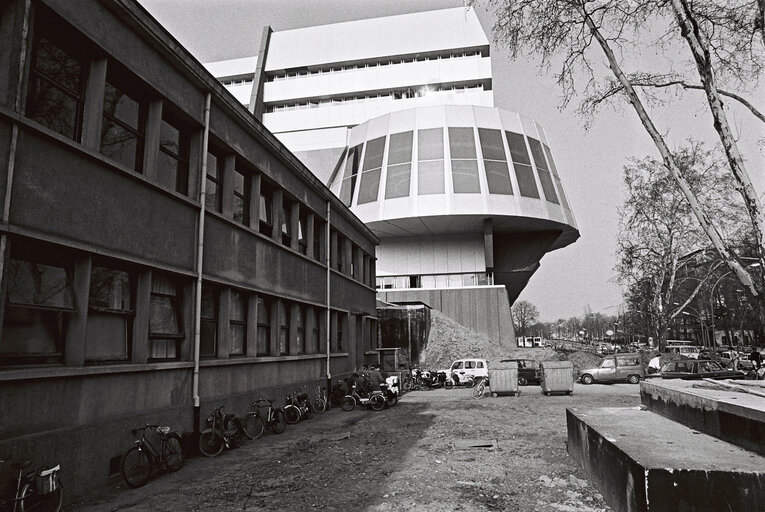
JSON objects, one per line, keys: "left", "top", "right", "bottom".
{"left": 68, "top": 382, "right": 641, "bottom": 511}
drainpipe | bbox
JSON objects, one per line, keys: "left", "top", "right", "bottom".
{"left": 326, "top": 201, "right": 332, "bottom": 406}
{"left": 0, "top": 0, "right": 31, "bottom": 296}
{"left": 193, "top": 92, "right": 212, "bottom": 435}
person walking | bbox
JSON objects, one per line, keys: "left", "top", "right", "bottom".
{"left": 749, "top": 348, "right": 762, "bottom": 370}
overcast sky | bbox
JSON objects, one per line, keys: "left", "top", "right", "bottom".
{"left": 137, "top": 0, "right": 765, "bottom": 322}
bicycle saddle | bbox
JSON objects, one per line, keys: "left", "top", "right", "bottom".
{"left": 157, "top": 426, "right": 171, "bottom": 434}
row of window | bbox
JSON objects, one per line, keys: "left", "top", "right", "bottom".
{"left": 221, "top": 77, "right": 253, "bottom": 87}
{"left": 23, "top": 8, "right": 374, "bottom": 285}
{"left": 0, "top": 248, "right": 375, "bottom": 365}
{"left": 266, "top": 50, "right": 484, "bottom": 82}
{"left": 337, "top": 127, "right": 569, "bottom": 208}
{"left": 376, "top": 272, "right": 490, "bottom": 290}
{"left": 264, "top": 83, "right": 486, "bottom": 114}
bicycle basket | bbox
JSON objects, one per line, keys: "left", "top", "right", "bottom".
{"left": 36, "top": 465, "right": 60, "bottom": 494}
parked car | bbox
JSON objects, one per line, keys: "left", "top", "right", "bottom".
{"left": 659, "top": 359, "right": 746, "bottom": 380}
{"left": 665, "top": 346, "right": 700, "bottom": 359}
{"left": 717, "top": 350, "right": 754, "bottom": 371}
{"left": 444, "top": 358, "right": 488, "bottom": 384}
{"left": 500, "top": 359, "right": 540, "bottom": 385}
{"left": 578, "top": 353, "right": 645, "bottom": 385}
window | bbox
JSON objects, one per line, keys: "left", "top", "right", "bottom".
{"left": 449, "top": 128, "right": 480, "bottom": 193}
{"left": 357, "top": 137, "right": 385, "bottom": 204}
{"left": 336, "top": 312, "right": 344, "bottom": 352}
{"left": 229, "top": 291, "right": 246, "bottom": 356}
{"left": 339, "top": 145, "right": 361, "bottom": 206}
{"left": 279, "top": 302, "right": 290, "bottom": 355}
{"left": 418, "top": 128, "right": 444, "bottom": 195}
{"left": 205, "top": 152, "right": 222, "bottom": 212}
{"left": 86, "top": 266, "right": 133, "bottom": 362}
{"left": 233, "top": 169, "right": 250, "bottom": 225}
{"left": 100, "top": 70, "right": 145, "bottom": 173}
{"left": 313, "top": 218, "right": 323, "bottom": 262}
{"left": 310, "top": 308, "right": 320, "bottom": 354}
{"left": 259, "top": 186, "right": 273, "bottom": 237}
{"left": 506, "top": 132, "right": 540, "bottom": 198}
{"left": 297, "top": 305, "right": 306, "bottom": 354}
{"left": 149, "top": 274, "right": 183, "bottom": 360}
{"left": 157, "top": 116, "right": 189, "bottom": 194}
{"left": 601, "top": 359, "right": 615, "bottom": 368}
{"left": 26, "top": 17, "right": 85, "bottom": 141}
{"left": 478, "top": 128, "right": 512, "bottom": 195}
{"left": 1, "top": 259, "right": 74, "bottom": 363}
{"left": 256, "top": 296, "right": 271, "bottom": 356}
{"left": 385, "top": 131, "right": 412, "bottom": 199}
{"left": 527, "top": 138, "right": 558, "bottom": 203}
{"left": 200, "top": 286, "right": 217, "bottom": 357}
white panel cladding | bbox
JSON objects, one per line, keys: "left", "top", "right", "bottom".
{"left": 473, "top": 106, "right": 502, "bottom": 129}
{"left": 536, "top": 122, "right": 549, "bottom": 145}
{"left": 204, "top": 56, "right": 258, "bottom": 78}
{"left": 376, "top": 234, "right": 484, "bottom": 276}
{"left": 224, "top": 83, "right": 254, "bottom": 106}
{"left": 520, "top": 114, "right": 539, "bottom": 139}
{"left": 444, "top": 105, "right": 476, "bottom": 126}
{"left": 499, "top": 110, "right": 524, "bottom": 134}
{"left": 265, "top": 8, "right": 489, "bottom": 72}
{"left": 262, "top": 90, "right": 492, "bottom": 134}
{"left": 263, "top": 57, "right": 492, "bottom": 104}
{"left": 366, "top": 114, "right": 391, "bottom": 140}
{"left": 389, "top": 109, "right": 417, "bottom": 134}
{"left": 415, "top": 105, "right": 448, "bottom": 130}
{"left": 275, "top": 126, "right": 349, "bottom": 152}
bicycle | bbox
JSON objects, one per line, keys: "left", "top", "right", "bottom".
{"left": 284, "top": 389, "right": 311, "bottom": 424}
{"left": 312, "top": 384, "right": 327, "bottom": 414}
{"left": 242, "top": 398, "right": 286, "bottom": 438}
{"left": 340, "top": 384, "right": 386, "bottom": 411}
{"left": 120, "top": 424, "right": 184, "bottom": 488}
{"left": 199, "top": 406, "right": 244, "bottom": 457}
{"left": 0, "top": 459, "right": 62, "bottom": 512}
{"left": 472, "top": 376, "right": 490, "bottom": 399}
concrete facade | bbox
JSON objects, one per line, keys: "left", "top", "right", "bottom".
{"left": 0, "top": 0, "right": 377, "bottom": 498}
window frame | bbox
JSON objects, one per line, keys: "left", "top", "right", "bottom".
{"left": 157, "top": 115, "right": 190, "bottom": 195}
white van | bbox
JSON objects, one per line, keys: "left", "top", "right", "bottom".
{"left": 665, "top": 346, "right": 700, "bottom": 359}
{"left": 446, "top": 358, "right": 489, "bottom": 383}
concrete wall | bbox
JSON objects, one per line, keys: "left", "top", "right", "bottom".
{"left": 377, "top": 285, "right": 515, "bottom": 348}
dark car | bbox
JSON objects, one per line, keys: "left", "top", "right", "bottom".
{"left": 500, "top": 359, "right": 540, "bottom": 385}
{"left": 659, "top": 359, "right": 746, "bottom": 380}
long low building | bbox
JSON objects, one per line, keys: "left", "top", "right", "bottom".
{"left": 0, "top": 0, "right": 378, "bottom": 497}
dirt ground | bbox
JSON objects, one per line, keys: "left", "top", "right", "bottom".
{"left": 69, "top": 383, "right": 641, "bottom": 512}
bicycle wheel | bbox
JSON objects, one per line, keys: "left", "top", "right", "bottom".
{"left": 198, "top": 429, "right": 225, "bottom": 457}
{"left": 271, "top": 409, "right": 287, "bottom": 434}
{"left": 162, "top": 433, "right": 185, "bottom": 472}
{"left": 312, "top": 398, "right": 327, "bottom": 414}
{"left": 369, "top": 394, "right": 386, "bottom": 411}
{"left": 229, "top": 432, "right": 243, "bottom": 449}
{"left": 121, "top": 446, "right": 153, "bottom": 488}
{"left": 402, "top": 377, "right": 412, "bottom": 391}
{"left": 472, "top": 384, "right": 486, "bottom": 399}
{"left": 340, "top": 395, "right": 356, "bottom": 411}
{"left": 242, "top": 413, "right": 266, "bottom": 439}
{"left": 385, "top": 392, "right": 398, "bottom": 407}
{"left": 19, "top": 478, "right": 63, "bottom": 512}
{"left": 284, "top": 405, "right": 301, "bottom": 424}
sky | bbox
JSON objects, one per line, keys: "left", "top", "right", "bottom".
{"left": 137, "top": 0, "right": 765, "bottom": 322}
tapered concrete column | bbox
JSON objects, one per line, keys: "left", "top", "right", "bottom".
{"left": 246, "top": 295, "right": 258, "bottom": 357}
{"left": 250, "top": 173, "right": 261, "bottom": 230}
{"left": 142, "top": 101, "right": 163, "bottom": 181}
{"left": 271, "top": 189, "right": 283, "bottom": 240}
{"left": 81, "top": 58, "right": 107, "bottom": 151}
{"left": 217, "top": 288, "right": 230, "bottom": 358}
{"left": 221, "top": 155, "right": 235, "bottom": 219}
{"left": 289, "top": 302, "right": 300, "bottom": 354}
{"left": 131, "top": 270, "right": 152, "bottom": 364}
{"left": 306, "top": 213, "right": 315, "bottom": 259}
{"left": 290, "top": 202, "right": 300, "bottom": 251}
{"left": 64, "top": 256, "right": 92, "bottom": 366}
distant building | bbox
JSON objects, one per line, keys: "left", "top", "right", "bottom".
{"left": 0, "top": 0, "right": 377, "bottom": 497}
{"left": 209, "top": 7, "right": 580, "bottom": 346}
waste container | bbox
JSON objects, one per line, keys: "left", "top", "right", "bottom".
{"left": 539, "top": 360, "right": 574, "bottom": 395}
{"left": 488, "top": 361, "right": 519, "bottom": 397}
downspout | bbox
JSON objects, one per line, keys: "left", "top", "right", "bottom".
{"left": 0, "top": 0, "right": 32, "bottom": 294}
{"left": 326, "top": 201, "right": 332, "bottom": 405}
{"left": 193, "top": 92, "right": 212, "bottom": 435}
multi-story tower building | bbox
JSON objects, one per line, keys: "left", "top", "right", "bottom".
{"left": 207, "top": 7, "right": 580, "bottom": 346}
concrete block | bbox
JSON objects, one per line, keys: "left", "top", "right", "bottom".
{"left": 567, "top": 406, "right": 765, "bottom": 512}
{"left": 641, "top": 380, "right": 765, "bottom": 456}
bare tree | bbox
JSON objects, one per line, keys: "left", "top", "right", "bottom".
{"left": 482, "top": 0, "right": 765, "bottom": 337}
{"left": 511, "top": 300, "right": 539, "bottom": 337}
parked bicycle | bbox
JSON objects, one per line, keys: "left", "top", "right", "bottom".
{"left": 472, "top": 376, "right": 490, "bottom": 399}
{"left": 120, "top": 424, "right": 184, "bottom": 488}
{"left": 0, "top": 459, "right": 62, "bottom": 512}
{"left": 242, "top": 398, "right": 286, "bottom": 438}
{"left": 312, "top": 384, "right": 327, "bottom": 414}
{"left": 199, "top": 406, "right": 245, "bottom": 457}
{"left": 284, "top": 389, "right": 311, "bottom": 424}
{"left": 340, "top": 382, "right": 386, "bottom": 411}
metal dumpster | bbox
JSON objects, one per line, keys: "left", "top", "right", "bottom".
{"left": 539, "top": 360, "right": 574, "bottom": 395}
{"left": 488, "top": 361, "right": 519, "bottom": 397}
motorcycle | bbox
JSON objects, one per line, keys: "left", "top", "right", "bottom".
{"left": 380, "top": 381, "right": 398, "bottom": 407}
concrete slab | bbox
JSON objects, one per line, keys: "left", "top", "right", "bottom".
{"left": 567, "top": 406, "right": 765, "bottom": 512}
{"left": 641, "top": 379, "right": 765, "bottom": 456}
